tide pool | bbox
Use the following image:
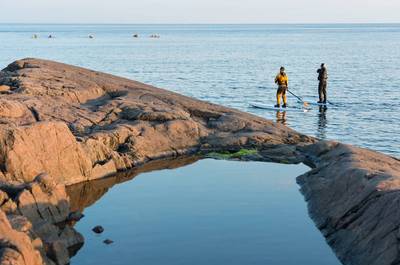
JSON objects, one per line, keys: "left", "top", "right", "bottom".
{"left": 69, "top": 159, "right": 340, "bottom": 265}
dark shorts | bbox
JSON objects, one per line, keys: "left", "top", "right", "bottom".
{"left": 277, "top": 86, "right": 287, "bottom": 94}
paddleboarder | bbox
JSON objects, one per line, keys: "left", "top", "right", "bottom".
{"left": 317, "top": 63, "right": 328, "bottom": 103}
{"left": 274, "top": 66, "right": 288, "bottom": 108}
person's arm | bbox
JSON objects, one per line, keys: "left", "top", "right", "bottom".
{"left": 275, "top": 75, "right": 278, "bottom": 84}
{"left": 285, "top": 76, "right": 288, "bottom": 87}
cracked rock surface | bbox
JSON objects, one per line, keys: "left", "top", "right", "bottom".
{"left": 298, "top": 141, "right": 400, "bottom": 265}
{"left": 0, "top": 58, "right": 399, "bottom": 265}
{"left": 0, "top": 58, "right": 313, "bottom": 187}
{"left": 0, "top": 174, "right": 83, "bottom": 265}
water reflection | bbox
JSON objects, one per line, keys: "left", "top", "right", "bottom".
{"left": 67, "top": 156, "right": 200, "bottom": 213}
{"left": 317, "top": 106, "right": 328, "bottom": 140}
{"left": 71, "top": 159, "right": 340, "bottom": 265}
{"left": 276, "top": 111, "right": 287, "bottom": 125}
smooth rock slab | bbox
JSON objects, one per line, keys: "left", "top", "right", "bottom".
{"left": 298, "top": 141, "right": 400, "bottom": 265}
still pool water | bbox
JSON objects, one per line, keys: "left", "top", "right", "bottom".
{"left": 0, "top": 24, "right": 399, "bottom": 157}
{"left": 70, "top": 159, "right": 340, "bottom": 265}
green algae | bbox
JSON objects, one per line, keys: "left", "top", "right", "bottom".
{"left": 205, "top": 149, "right": 258, "bottom": 160}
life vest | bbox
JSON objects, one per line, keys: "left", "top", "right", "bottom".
{"left": 275, "top": 73, "right": 288, "bottom": 87}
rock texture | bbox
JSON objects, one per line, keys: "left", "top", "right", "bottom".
{"left": 0, "top": 58, "right": 313, "bottom": 187}
{"left": 0, "top": 174, "right": 83, "bottom": 265}
{"left": 298, "top": 141, "right": 400, "bottom": 265}
{"left": 0, "top": 58, "right": 399, "bottom": 265}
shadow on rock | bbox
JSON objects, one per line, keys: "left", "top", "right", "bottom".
{"left": 0, "top": 174, "right": 84, "bottom": 265}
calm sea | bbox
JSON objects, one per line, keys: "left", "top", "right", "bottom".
{"left": 0, "top": 24, "right": 399, "bottom": 156}
{"left": 71, "top": 159, "right": 340, "bottom": 265}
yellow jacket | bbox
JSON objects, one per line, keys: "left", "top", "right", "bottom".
{"left": 275, "top": 73, "right": 288, "bottom": 87}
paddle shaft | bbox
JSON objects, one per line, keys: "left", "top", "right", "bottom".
{"left": 287, "top": 89, "right": 306, "bottom": 103}
{"left": 288, "top": 88, "right": 334, "bottom": 106}
{"left": 327, "top": 100, "right": 335, "bottom": 106}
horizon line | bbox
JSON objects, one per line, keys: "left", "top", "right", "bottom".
{"left": 1, "top": 22, "right": 400, "bottom": 25}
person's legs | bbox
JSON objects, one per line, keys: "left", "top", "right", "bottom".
{"left": 276, "top": 88, "right": 282, "bottom": 107}
{"left": 282, "top": 88, "right": 287, "bottom": 107}
{"left": 322, "top": 82, "right": 327, "bottom": 103}
{"left": 318, "top": 82, "right": 323, "bottom": 103}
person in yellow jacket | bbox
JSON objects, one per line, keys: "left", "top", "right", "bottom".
{"left": 274, "top": 66, "right": 288, "bottom": 108}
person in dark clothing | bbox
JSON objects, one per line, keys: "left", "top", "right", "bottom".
{"left": 317, "top": 63, "right": 328, "bottom": 103}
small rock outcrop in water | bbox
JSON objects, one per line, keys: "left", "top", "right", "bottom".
{"left": 0, "top": 58, "right": 398, "bottom": 265}
{"left": 103, "top": 239, "right": 114, "bottom": 245}
{"left": 67, "top": 211, "right": 85, "bottom": 223}
{"left": 92, "top": 226, "right": 104, "bottom": 234}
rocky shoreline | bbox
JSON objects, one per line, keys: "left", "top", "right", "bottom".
{"left": 0, "top": 58, "right": 399, "bottom": 265}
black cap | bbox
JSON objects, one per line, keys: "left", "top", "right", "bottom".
{"left": 280, "top": 66, "right": 285, "bottom": 71}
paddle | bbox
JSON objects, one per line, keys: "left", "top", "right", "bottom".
{"left": 287, "top": 89, "right": 309, "bottom": 108}
{"left": 326, "top": 100, "right": 336, "bottom": 106}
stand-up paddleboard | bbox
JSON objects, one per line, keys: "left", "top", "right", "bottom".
{"left": 308, "top": 102, "right": 328, "bottom": 106}
{"left": 301, "top": 98, "right": 336, "bottom": 106}
{"left": 250, "top": 102, "right": 310, "bottom": 112}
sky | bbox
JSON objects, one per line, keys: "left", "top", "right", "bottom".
{"left": 1, "top": 0, "right": 399, "bottom": 24}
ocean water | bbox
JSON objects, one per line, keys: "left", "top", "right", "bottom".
{"left": 0, "top": 24, "right": 399, "bottom": 157}
{"left": 70, "top": 159, "right": 340, "bottom": 265}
